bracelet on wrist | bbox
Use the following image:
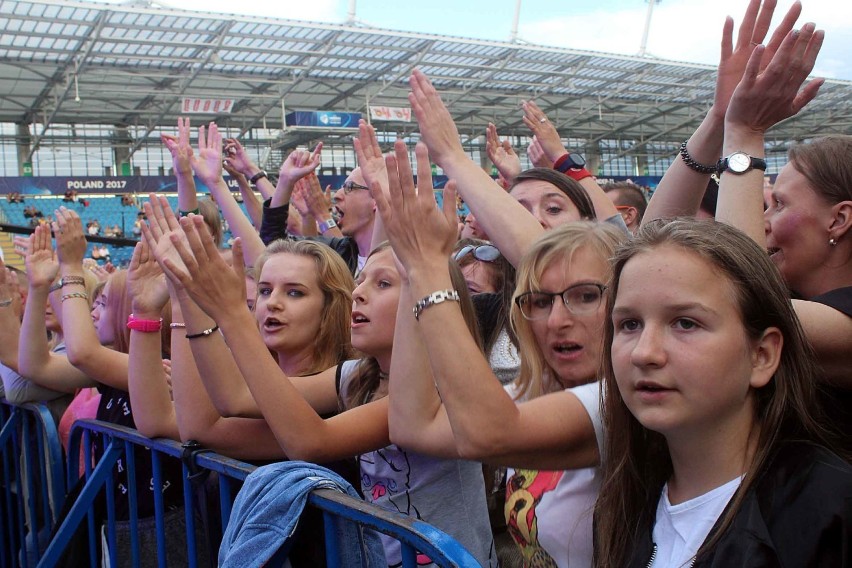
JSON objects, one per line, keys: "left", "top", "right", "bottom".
{"left": 186, "top": 325, "right": 219, "bottom": 339}
{"left": 0, "top": 298, "right": 12, "bottom": 308}
{"left": 678, "top": 141, "right": 718, "bottom": 175}
{"left": 61, "top": 292, "right": 89, "bottom": 302}
{"left": 413, "top": 289, "right": 460, "bottom": 321}
{"left": 179, "top": 208, "right": 200, "bottom": 217}
{"left": 127, "top": 314, "right": 163, "bottom": 333}
{"left": 169, "top": 322, "right": 186, "bottom": 329}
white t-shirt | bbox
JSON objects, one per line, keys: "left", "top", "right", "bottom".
{"left": 651, "top": 476, "right": 743, "bottom": 568}
{"left": 502, "top": 380, "right": 603, "bottom": 568}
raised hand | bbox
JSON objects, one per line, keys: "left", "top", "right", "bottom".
{"left": 301, "top": 174, "right": 334, "bottom": 220}
{"left": 0, "top": 263, "right": 22, "bottom": 317}
{"left": 371, "top": 141, "right": 458, "bottom": 273}
{"left": 713, "top": 0, "right": 802, "bottom": 120}
{"left": 190, "top": 122, "right": 224, "bottom": 184}
{"left": 353, "top": 119, "right": 390, "bottom": 191}
{"left": 52, "top": 207, "right": 88, "bottom": 267}
{"left": 127, "top": 236, "right": 170, "bottom": 316}
{"left": 408, "top": 69, "right": 466, "bottom": 167}
{"left": 485, "top": 123, "right": 521, "bottom": 181}
{"left": 223, "top": 138, "right": 257, "bottom": 177}
{"left": 161, "top": 216, "right": 247, "bottom": 322}
{"left": 521, "top": 101, "right": 567, "bottom": 164}
{"left": 160, "top": 117, "right": 194, "bottom": 176}
{"left": 141, "top": 193, "right": 190, "bottom": 284}
{"left": 290, "top": 180, "right": 313, "bottom": 218}
{"left": 25, "top": 225, "right": 59, "bottom": 288}
{"left": 278, "top": 144, "right": 323, "bottom": 190}
{"left": 725, "top": 23, "right": 824, "bottom": 134}
{"left": 527, "top": 136, "right": 553, "bottom": 169}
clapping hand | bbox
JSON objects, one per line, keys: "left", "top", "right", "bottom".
{"left": 25, "top": 225, "right": 58, "bottom": 289}
{"left": 485, "top": 123, "right": 521, "bottom": 182}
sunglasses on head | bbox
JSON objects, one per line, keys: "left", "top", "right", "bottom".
{"left": 453, "top": 244, "right": 501, "bottom": 263}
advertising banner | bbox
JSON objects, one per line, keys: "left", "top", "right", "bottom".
{"left": 368, "top": 106, "right": 412, "bottom": 122}
{"left": 285, "top": 111, "right": 361, "bottom": 129}
{"left": 181, "top": 98, "right": 234, "bottom": 114}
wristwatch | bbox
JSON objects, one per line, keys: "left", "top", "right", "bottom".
{"left": 249, "top": 170, "right": 268, "bottom": 185}
{"left": 716, "top": 152, "right": 767, "bottom": 175}
{"left": 317, "top": 217, "right": 337, "bottom": 233}
{"left": 554, "top": 152, "right": 586, "bottom": 172}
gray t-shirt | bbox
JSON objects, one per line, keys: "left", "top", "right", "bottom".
{"left": 338, "top": 360, "right": 497, "bottom": 567}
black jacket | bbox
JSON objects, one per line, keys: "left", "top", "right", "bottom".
{"left": 626, "top": 442, "right": 852, "bottom": 567}
{"left": 259, "top": 199, "right": 359, "bottom": 275}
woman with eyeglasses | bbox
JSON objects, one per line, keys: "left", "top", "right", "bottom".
{"left": 379, "top": 153, "right": 628, "bottom": 567}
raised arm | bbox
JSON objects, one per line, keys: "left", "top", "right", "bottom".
{"left": 717, "top": 23, "right": 823, "bottom": 244}
{"left": 376, "top": 143, "right": 598, "bottom": 470}
{"left": 224, "top": 138, "right": 275, "bottom": 201}
{"left": 189, "top": 123, "right": 266, "bottom": 266}
{"left": 352, "top": 120, "right": 389, "bottom": 252}
{"left": 161, "top": 117, "right": 199, "bottom": 215}
{"left": 125, "top": 238, "right": 179, "bottom": 440}
{"left": 644, "top": 0, "right": 802, "bottom": 222}
{"left": 521, "top": 100, "right": 618, "bottom": 221}
{"left": 409, "top": 69, "right": 544, "bottom": 267}
{"left": 0, "top": 263, "right": 21, "bottom": 371}
{"left": 18, "top": 225, "right": 91, "bottom": 391}
{"left": 161, "top": 217, "right": 390, "bottom": 463}
{"left": 223, "top": 162, "right": 262, "bottom": 230}
{"left": 53, "top": 208, "right": 130, "bottom": 390}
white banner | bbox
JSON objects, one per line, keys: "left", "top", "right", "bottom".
{"left": 369, "top": 105, "right": 412, "bottom": 122}
{"left": 181, "top": 98, "right": 234, "bottom": 114}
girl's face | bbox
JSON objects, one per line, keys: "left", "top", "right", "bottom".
{"left": 764, "top": 163, "right": 837, "bottom": 297}
{"left": 92, "top": 282, "right": 115, "bottom": 346}
{"left": 461, "top": 261, "right": 498, "bottom": 295}
{"left": 255, "top": 253, "right": 325, "bottom": 356}
{"left": 610, "top": 245, "right": 773, "bottom": 438}
{"left": 510, "top": 180, "right": 583, "bottom": 230}
{"left": 528, "top": 246, "right": 609, "bottom": 388}
{"left": 351, "top": 249, "right": 400, "bottom": 360}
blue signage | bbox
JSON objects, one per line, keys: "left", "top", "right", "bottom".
{"left": 285, "top": 111, "right": 361, "bottom": 128}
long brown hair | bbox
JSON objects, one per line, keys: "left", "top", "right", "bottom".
{"left": 594, "top": 219, "right": 833, "bottom": 567}
{"left": 343, "top": 244, "right": 482, "bottom": 409}
{"left": 254, "top": 239, "right": 354, "bottom": 374}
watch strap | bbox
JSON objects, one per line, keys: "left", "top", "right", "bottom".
{"left": 249, "top": 170, "right": 268, "bottom": 185}
{"left": 317, "top": 217, "right": 337, "bottom": 233}
{"left": 716, "top": 154, "right": 767, "bottom": 175}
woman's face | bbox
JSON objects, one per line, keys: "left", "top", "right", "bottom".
{"left": 610, "top": 246, "right": 772, "bottom": 438}
{"left": 527, "top": 246, "right": 609, "bottom": 388}
{"left": 510, "top": 179, "right": 583, "bottom": 230}
{"left": 764, "top": 163, "right": 837, "bottom": 297}
{"left": 92, "top": 281, "right": 115, "bottom": 346}
{"left": 351, "top": 249, "right": 400, "bottom": 359}
{"left": 255, "top": 253, "right": 325, "bottom": 356}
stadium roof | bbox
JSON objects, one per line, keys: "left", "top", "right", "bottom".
{"left": 2, "top": 0, "right": 850, "bottom": 159}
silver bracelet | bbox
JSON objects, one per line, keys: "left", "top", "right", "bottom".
{"left": 0, "top": 298, "right": 12, "bottom": 308}
{"left": 413, "top": 289, "right": 460, "bottom": 321}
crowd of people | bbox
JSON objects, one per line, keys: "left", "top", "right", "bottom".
{"left": 0, "top": 1, "right": 849, "bottom": 566}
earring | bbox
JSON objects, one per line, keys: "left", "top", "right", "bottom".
{"left": 829, "top": 238, "right": 838, "bottom": 246}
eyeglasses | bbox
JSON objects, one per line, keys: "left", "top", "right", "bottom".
{"left": 515, "top": 283, "right": 607, "bottom": 320}
{"left": 453, "top": 244, "right": 501, "bottom": 263}
{"left": 342, "top": 180, "right": 370, "bottom": 194}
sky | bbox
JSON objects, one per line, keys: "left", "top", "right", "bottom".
{"left": 114, "top": 0, "right": 851, "bottom": 80}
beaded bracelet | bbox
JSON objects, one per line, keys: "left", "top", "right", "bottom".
{"left": 186, "top": 325, "right": 219, "bottom": 339}
{"left": 679, "top": 141, "right": 718, "bottom": 175}
{"left": 61, "top": 292, "right": 89, "bottom": 302}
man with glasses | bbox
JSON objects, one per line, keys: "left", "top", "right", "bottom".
{"left": 330, "top": 168, "right": 378, "bottom": 272}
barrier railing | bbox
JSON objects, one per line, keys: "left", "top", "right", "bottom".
{"left": 35, "top": 419, "right": 480, "bottom": 568}
{"left": 0, "top": 401, "right": 66, "bottom": 568}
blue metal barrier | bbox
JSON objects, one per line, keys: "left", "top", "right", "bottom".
{"left": 37, "top": 420, "right": 480, "bottom": 568}
{"left": 0, "top": 401, "right": 66, "bottom": 568}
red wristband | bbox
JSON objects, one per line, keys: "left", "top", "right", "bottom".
{"left": 127, "top": 314, "right": 163, "bottom": 333}
{"left": 553, "top": 153, "right": 593, "bottom": 182}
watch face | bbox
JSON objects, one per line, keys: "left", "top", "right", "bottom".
{"left": 568, "top": 153, "right": 586, "bottom": 168}
{"left": 729, "top": 152, "right": 751, "bottom": 173}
